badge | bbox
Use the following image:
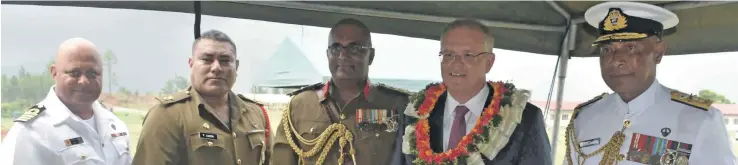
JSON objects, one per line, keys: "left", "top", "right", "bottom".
{"left": 626, "top": 133, "right": 692, "bottom": 164}
{"left": 661, "top": 127, "right": 672, "bottom": 137}
{"left": 64, "top": 137, "right": 84, "bottom": 146}
{"left": 199, "top": 132, "right": 218, "bottom": 140}
{"left": 578, "top": 138, "right": 600, "bottom": 148}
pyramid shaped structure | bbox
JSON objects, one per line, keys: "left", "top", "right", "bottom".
{"left": 254, "top": 38, "right": 323, "bottom": 88}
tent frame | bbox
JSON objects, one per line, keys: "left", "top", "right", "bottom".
{"left": 2, "top": 1, "right": 734, "bottom": 159}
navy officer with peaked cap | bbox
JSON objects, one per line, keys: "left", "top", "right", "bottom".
{"left": 564, "top": 2, "right": 737, "bottom": 165}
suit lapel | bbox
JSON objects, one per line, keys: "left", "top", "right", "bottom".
{"left": 429, "top": 92, "right": 446, "bottom": 153}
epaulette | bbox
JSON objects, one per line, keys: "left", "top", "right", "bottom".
{"left": 15, "top": 104, "right": 47, "bottom": 123}
{"left": 287, "top": 82, "right": 325, "bottom": 96}
{"left": 156, "top": 90, "right": 192, "bottom": 106}
{"left": 237, "top": 94, "right": 264, "bottom": 106}
{"left": 670, "top": 90, "right": 712, "bottom": 111}
{"left": 376, "top": 83, "right": 410, "bottom": 96}
{"left": 572, "top": 93, "right": 607, "bottom": 119}
{"left": 99, "top": 101, "right": 109, "bottom": 110}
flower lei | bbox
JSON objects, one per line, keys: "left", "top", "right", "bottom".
{"left": 403, "top": 81, "right": 519, "bottom": 165}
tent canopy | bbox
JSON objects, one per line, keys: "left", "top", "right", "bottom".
{"left": 3, "top": 1, "right": 738, "bottom": 57}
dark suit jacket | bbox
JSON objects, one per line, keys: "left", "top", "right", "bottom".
{"left": 392, "top": 84, "right": 552, "bottom": 165}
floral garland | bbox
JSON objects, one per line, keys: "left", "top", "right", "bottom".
{"left": 402, "top": 81, "right": 519, "bottom": 165}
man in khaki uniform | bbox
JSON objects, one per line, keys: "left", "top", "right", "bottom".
{"left": 271, "top": 18, "right": 410, "bottom": 165}
{"left": 132, "top": 30, "right": 272, "bottom": 165}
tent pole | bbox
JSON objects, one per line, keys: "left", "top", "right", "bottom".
{"left": 550, "top": 23, "right": 577, "bottom": 161}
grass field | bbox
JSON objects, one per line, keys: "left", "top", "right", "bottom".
{"left": 4, "top": 110, "right": 738, "bottom": 163}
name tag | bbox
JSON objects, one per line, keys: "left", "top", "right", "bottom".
{"left": 579, "top": 138, "right": 600, "bottom": 148}
{"left": 199, "top": 132, "right": 218, "bottom": 140}
{"left": 64, "top": 137, "right": 84, "bottom": 146}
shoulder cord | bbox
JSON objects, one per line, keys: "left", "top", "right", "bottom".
{"left": 281, "top": 101, "right": 356, "bottom": 165}
{"left": 565, "top": 108, "right": 627, "bottom": 165}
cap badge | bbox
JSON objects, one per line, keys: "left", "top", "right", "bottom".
{"left": 603, "top": 9, "right": 628, "bottom": 31}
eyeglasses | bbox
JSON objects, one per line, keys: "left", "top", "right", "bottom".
{"left": 327, "top": 43, "right": 373, "bottom": 58}
{"left": 438, "top": 52, "right": 490, "bottom": 63}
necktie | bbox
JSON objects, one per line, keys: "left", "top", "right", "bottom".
{"left": 447, "top": 105, "right": 469, "bottom": 150}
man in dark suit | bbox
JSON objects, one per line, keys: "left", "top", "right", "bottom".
{"left": 393, "top": 19, "right": 552, "bottom": 165}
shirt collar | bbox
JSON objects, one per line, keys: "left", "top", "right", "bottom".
{"left": 614, "top": 80, "right": 666, "bottom": 114}
{"left": 445, "top": 84, "right": 490, "bottom": 117}
{"left": 319, "top": 79, "right": 372, "bottom": 102}
{"left": 189, "top": 86, "right": 247, "bottom": 114}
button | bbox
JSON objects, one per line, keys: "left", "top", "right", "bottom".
{"left": 310, "top": 127, "right": 314, "bottom": 133}
{"left": 617, "top": 154, "right": 625, "bottom": 161}
{"left": 237, "top": 159, "right": 242, "bottom": 165}
{"left": 375, "top": 133, "right": 379, "bottom": 137}
{"left": 185, "top": 91, "right": 190, "bottom": 95}
{"left": 203, "top": 123, "right": 210, "bottom": 129}
{"left": 207, "top": 141, "right": 214, "bottom": 146}
{"left": 623, "top": 120, "right": 631, "bottom": 128}
{"left": 340, "top": 114, "right": 346, "bottom": 120}
{"left": 233, "top": 132, "right": 237, "bottom": 138}
{"left": 81, "top": 154, "right": 87, "bottom": 160}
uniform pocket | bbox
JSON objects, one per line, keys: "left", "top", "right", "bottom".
{"left": 111, "top": 138, "right": 130, "bottom": 156}
{"left": 297, "top": 120, "right": 330, "bottom": 140}
{"left": 189, "top": 132, "right": 228, "bottom": 165}
{"left": 58, "top": 145, "right": 105, "bottom": 165}
{"left": 295, "top": 120, "right": 331, "bottom": 164}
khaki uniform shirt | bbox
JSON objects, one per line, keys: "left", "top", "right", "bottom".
{"left": 271, "top": 81, "right": 410, "bottom": 165}
{"left": 132, "top": 86, "right": 272, "bottom": 165}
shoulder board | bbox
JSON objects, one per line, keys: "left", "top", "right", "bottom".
{"left": 670, "top": 90, "right": 712, "bottom": 111}
{"left": 376, "top": 83, "right": 410, "bottom": 96}
{"left": 572, "top": 93, "right": 607, "bottom": 120}
{"left": 99, "top": 101, "right": 109, "bottom": 110}
{"left": 237, "top": 94, "right": 264, "bottom": 106}
{"left": 156, "top": 90, "right": 192, "bottom": 106}
{"left": 287, "top": 82, "right": 325, "bottom": 96}
{"left": 575, "top": 93, "right": 607, "bottom": 110}
{"left": 14, "top": 104, "right": 47, "bottom": 123}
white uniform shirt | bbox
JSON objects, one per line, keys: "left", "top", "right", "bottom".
{"left": 442, "top": 84, "right": 489, "bottom": 151}
{"left": 0, "top": 86, "right": 132, "bottom": 165}
{"left": 565, "top": 81, "right": 737, "bottom": 165}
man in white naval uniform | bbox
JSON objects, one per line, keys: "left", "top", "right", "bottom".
{"left": 564, "top": 2, "right": 736, "bottom": 165}
{"left": 0, "top": 38, "right": 132, "bottom": 165}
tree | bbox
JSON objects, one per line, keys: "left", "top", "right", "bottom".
{"left": 698, "top": 89, "right": 734, "bottom": 104}
{"left": 103, "top": 50, "right": 118, "bottom": 94}
{"left": 161, "top": 75, "right": 189, "bottom": 95}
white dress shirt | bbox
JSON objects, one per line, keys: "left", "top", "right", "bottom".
{"left": 0, "top": 86, "right": 132, "bottom": 165}
{"left": 442, "top": 84, "right": 490, "bottom": 151}
{"left": 565, "top": 80, "right": 737, "bottom": 165}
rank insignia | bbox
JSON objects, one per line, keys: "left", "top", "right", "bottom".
{"left": 670, "top": 90, "right": 712, "bottom": 111}
{"left": 64, "top": 137, "right": 84, "bottom": 146}
{"left": 356, "top": 109, "right": 398, "bottom": 132}
{"left": 626, "top": 133, "right": 691, "bottom": 165}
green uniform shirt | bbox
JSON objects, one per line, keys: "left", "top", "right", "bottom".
{"left": 271, "top": 81, "right": 409, "bottom": 165}
{"left": 132, "top": 86, "right": 271, "bottom": 165}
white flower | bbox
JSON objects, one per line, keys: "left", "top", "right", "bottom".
{"left": 402, "top": 125, "right": 415, "bottom": 154}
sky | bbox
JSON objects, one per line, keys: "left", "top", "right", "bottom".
{"left": 1, "top": 4, "right": 737, "bottom": 103}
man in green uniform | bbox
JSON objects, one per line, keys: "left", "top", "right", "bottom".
{"left": 270, "top": 18, "right": 410, "bottom": 165}
{"left": 132, "top": 30, "right": 272, "bottom": 165}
